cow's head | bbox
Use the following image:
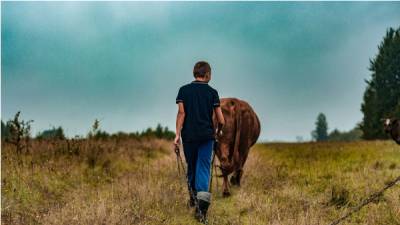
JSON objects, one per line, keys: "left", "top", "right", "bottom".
{"left": 383, "top": 118, "right": 392, "bottom": 133}
{"left": 213, "top": 98, "right": 244, "bottom": 176}
{"left": 215, "top": 142, "right": 235, "bottom": 176}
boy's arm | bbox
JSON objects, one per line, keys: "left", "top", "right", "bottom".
{"left": 174, "top": 102, "right": 185, "bottom": 145}
{"left": 214, "top": 106, "right": 225, "bottom": 137}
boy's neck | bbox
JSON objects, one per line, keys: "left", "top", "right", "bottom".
{"left": 194, "top": 77, "right": 209, "bottom": 83}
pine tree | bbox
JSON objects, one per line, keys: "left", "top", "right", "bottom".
{"left": 361, "top": 27, "right": 400, "bottom": 139}
{"left": 312, "top": 113, "right": 329, "bottom": 141}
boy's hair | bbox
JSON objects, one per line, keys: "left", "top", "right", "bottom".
{"left": 193, "top": 61, "right": 211, "bottom": 78}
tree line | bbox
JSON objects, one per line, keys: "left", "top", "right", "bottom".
{"left": 1, "top": 115, "right": 175, "bottom": 141}
{"left": 311, "top": 113, "right": 362, "bottom": 142}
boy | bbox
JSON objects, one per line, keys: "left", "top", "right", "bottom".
{"left": 174, "top": 61, "right": 225, "bottom": 223}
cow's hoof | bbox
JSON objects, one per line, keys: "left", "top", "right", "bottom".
{"left": 222, "top": 191, "right": 231, "bottom": 197}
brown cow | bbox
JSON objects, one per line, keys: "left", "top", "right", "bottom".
{"left": 213, "top": 98, "right": 261, "bottom": 197}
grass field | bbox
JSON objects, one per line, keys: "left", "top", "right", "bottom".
{"left": 2, "top": 139, "right": 400, "bottom": 225}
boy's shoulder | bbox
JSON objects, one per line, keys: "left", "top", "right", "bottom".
{"left": 178, "top": 83, "right": 192, "bottom": 93}
{"left": 207, "top": 84, "right": 218, "bottom": 94}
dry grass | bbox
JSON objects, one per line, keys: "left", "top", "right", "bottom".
{"left": 2, "top": 139, "right": 400, "bottom": 225}
{"left": 213, "top": 141, "right": 400, "bottom": 225}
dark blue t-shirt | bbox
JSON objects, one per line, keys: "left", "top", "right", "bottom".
{"left": 176, "top": 80, "right": 220, "bottom": 142}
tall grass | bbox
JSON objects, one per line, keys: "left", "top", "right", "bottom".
{"left": 1, "top": 138, "right": 170, "bottom": 224}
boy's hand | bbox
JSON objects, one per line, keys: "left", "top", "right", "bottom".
{"left": 216, "top": 122, "right": 224, "bottom": 138}
{"left": 217, "top": 129, "right": 223, "bottom": 137}
{"left": 174, "top": 135, "right": 181, "bottom": 146}
{"left": 215, "top": 129, "right": 223, "bottom": 141}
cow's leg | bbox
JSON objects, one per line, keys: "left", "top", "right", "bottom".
{"left": 230, "top": 169, "right": 243, "bottom": 186}
{"left": 230, "top": 146, "right": 249, "bottom": 186}
{"left": 222, "top": 175, "right": 230, "bottom": 197}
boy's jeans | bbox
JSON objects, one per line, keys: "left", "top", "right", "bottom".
{"left": 182, "top": 139, "right": 214, "bottom": 202}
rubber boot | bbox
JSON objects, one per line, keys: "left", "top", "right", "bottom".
{"left": 198, "top": 199, "right": 210, "bottom": 224}
{"left": 195, "top": 192, "right": 211, "bottom": 224}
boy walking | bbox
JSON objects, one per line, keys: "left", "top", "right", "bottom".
{"left": 174, "top": 61, "right": 225, "bottom": 223}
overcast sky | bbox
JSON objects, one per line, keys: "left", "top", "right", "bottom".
{"left": 2, "top": 2, "right": 400, "bottom": 141}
